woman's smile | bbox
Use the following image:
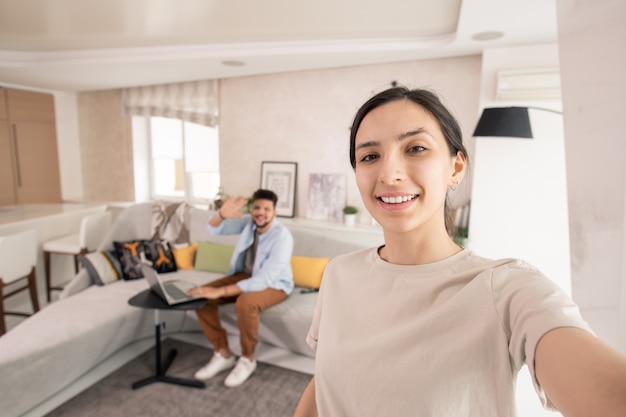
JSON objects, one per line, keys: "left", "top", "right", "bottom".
{"left": 378, "top": 194, "right": 418, "bottom": 204}
{"left": 377, "top": 193, "right": 419, "bottom": 212}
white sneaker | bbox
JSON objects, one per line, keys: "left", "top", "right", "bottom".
{"left": 224, "top": 356, "right": 257, "bottom": 387}
{"left": 194, "top": 352, "right": 236, "bottom": 380}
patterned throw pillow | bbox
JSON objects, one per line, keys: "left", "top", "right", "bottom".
{"left": 113, "top": 240, "right": 147, "bottom": 280}
{"left": 143, "top": 239, "right": 177, "bottom": 274}
{"left": 78, "top": 251, "right": 122, "bottom": 286}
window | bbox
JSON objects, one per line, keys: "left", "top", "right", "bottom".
{"left": 137, "top": 116, "right": 220, "bottom": 203}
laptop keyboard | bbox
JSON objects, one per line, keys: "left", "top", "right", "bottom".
{"left": 164, "top": 283, "right": 189, "bottom": 300}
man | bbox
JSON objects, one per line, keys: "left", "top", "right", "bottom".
{"left": 188, "top": 189, "right": 294, "bottom": 387}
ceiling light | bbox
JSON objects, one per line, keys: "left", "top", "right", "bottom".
{"left": 471, "top": 31, "right": 505, "bottom": 41}
{"left": 221, "top": 60, "right": 246, "bottom": 67}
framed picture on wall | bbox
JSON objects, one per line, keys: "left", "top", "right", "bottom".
{"left": 306, "top": 173, "right": 346, "bottom": 222}
{"left": 260, "top": 161, "right": 297, "bottom": 217}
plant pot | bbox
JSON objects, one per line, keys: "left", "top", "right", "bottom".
{"left": 344, "top": 213, "right": 356, "bottom": 226}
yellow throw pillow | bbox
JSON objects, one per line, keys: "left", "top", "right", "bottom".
{"left": 291, "top": 256, "right": 330, "bottom": 289}
{"left": 172, "top": 242, "right": 198, "bottom": 270}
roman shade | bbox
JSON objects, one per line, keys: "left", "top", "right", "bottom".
{"left": 122, "top": 80, "right": 218, "bottom": 127}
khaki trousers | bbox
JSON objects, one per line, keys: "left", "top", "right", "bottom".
{"left": 195, "top": 272, "right": 287, "bottom": 357}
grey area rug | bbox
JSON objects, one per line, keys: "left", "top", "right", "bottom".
{"left": 44, "top": 338, "right": 310, "bottom": 417}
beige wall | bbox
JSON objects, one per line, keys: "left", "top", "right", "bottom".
{"left": 77, "top": 55, "right": 481, "bottom": 220}
{"left": 77, "top": 89, "right": 134, "bottom": 202}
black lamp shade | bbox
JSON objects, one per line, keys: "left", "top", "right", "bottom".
{"left": 472, "top": 107, "right": 533, "bottom": 138}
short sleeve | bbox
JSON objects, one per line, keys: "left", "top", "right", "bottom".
{"left": 491, "top": 262, "right": 592, "bottom": 409}
{"left": 306, "top": 268, "right": 327, "bottom": 351}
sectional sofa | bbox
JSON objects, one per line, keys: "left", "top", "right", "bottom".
{"left": 0, "top": 202, "right": 367, "bottom": 417}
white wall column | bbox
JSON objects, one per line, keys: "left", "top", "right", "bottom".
{"left": 557, "top": 0, "right": 626, "bottom": 353}
{"left": 53, "top": 92, "right": 83, "bottom": 202}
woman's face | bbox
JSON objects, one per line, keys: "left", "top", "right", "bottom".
{"left": 354, "top": 99, "right": 465, "bottom": 236}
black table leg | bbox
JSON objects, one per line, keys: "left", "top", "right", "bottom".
{"left": 132, "top": 314, "right": 205, "bottom": 390}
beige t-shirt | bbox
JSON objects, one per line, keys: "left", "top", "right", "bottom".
{"left": 307, "top": 248, "right": 591, "bottom": 417}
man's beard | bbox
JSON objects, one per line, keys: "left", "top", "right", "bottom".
{"left": 254, "top": 218, "right": 271, "bottom": 230}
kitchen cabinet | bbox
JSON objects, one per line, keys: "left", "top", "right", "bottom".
{"left": 0, "top": 87, "right": 61, "bottom": 205}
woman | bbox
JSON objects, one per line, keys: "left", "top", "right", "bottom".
{"left": 294, "top": 87, "right": 626, "bottom": 416}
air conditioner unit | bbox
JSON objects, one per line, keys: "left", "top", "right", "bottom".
{"left": 496, "top": 67, "right": 561, "bottom": 100}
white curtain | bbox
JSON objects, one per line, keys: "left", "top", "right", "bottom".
{"left": 122, "top": 79, "right": 219, "bottom": 127}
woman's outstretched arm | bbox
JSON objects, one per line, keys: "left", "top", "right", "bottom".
{"left": 294, "top": 376, "right": 317, "bottom": 417}
{"left": 535, "top": 327, "right": 626, "bottom": 417}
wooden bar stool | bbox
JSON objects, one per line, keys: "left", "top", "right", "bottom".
{"left": 0, "top": 229, "right": 40, "bottom": 336}
{"left": 42, "top": 211, "right": 112, "bottom": 302}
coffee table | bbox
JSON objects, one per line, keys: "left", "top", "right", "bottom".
{"left": 128, "top": 288, "right": 207, "bottom": 389}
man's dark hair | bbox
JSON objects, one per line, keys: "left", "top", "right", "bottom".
{"left": 253, "top": 189, "right": 278, "bottom": 207}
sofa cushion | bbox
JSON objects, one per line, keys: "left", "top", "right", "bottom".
{"left": 113, "top": 240, "right": 147, "bottom": 280}
{"left": 172, "top": 242, "right": 198, "bottom": 270}
{"left": 143, "top": 239, "right": 177, "bottom": 274}
{"left": 99, "top": 203, "right": 155, "bottom": 252}
{"left": 78, "top": 251, "right": 122, "bottom": 285}
{"left": 291, "top": 256, "right": 329, "bottom": 288}
{"left": 289, "top": 228, "right": 366, "bottom": 258}
{"left": 215, "top": 287, "right": 318, "bottom": 358}
{"left": 194, "top": 241, "right": 235, "bottom": 274}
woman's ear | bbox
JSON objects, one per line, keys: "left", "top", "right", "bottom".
{"left": 449, "top": 151, "right": 467, "bottom": 187}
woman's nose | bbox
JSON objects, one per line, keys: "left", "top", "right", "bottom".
{"left": 379, "top": 156, "right": 405, "bottom": 184}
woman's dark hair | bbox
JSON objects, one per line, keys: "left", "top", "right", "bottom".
{"left": 348, "top": 87, "right": 469, "bottom": 236}
{"left": 253, "top": 189, "right": 278, "bottom": 207}
{"left": 349, "top": 87, "right": 467, "bottom": 167}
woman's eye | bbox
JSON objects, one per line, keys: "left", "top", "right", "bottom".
{"left": 408, "top": 145, "right": 426, "bottom": 153}
{"left": 359, "top": 153, "right": 378, "bottom": 162}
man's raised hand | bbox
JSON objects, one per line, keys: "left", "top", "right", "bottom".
{"left": 219, "top": 195, "right": 247, "bottom": 218}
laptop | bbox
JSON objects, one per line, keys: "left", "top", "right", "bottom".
{"left": 141, "top": 264, "right": 203, "bottom": 305}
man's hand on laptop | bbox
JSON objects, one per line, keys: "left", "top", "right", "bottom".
{"left": 188, "top": 285, "right": 238, "bottom": 300}
{"left": 189, "top": 286, "right": 221, "bottom": 300}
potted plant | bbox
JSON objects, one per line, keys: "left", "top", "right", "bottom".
{"left": 342, "top": 205, "right": 358, "bottom": 226}
{"left": 244, "top": 196, "right": 253, "bottom": 213}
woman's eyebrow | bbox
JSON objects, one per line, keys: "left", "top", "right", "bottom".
{"left": 356, "top": 127, "right": 432, "bottom": 150}
{"left": 397, "top": 127, "right": 428, "bottom": 141}
{"left": 355, "top": 140, "right": 379, "bottom": 151}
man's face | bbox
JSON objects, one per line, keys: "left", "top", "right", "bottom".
{"left": 249, "top": 198, "right": 277, "bottom": 231}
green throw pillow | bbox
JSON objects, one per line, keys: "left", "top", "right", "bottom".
{"left": 194, "top": 241, "right": 235, "bottom": 274}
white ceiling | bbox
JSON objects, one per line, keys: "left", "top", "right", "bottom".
{"left": 0, "top": 0, "right": 558, "bottom": 92}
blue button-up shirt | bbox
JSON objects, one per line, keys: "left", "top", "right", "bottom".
{"left": 208, "top": 215, "right": 294, "bottom": 294}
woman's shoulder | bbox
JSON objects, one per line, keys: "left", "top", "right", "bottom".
{"left": 464, "top": 251, "right": 557, "bottom": 295}
{"left": 332, "top": 246, "right": 376, "bottom": 260}
{"left": 464, "top": 250, "right": 542, "bottom": 273}
{"left": 326, "top": 248, "right": 545, "bottom": 280}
